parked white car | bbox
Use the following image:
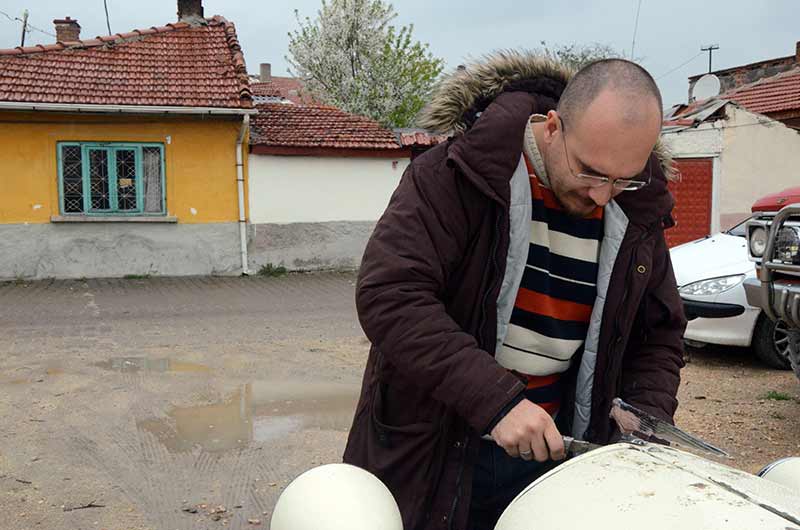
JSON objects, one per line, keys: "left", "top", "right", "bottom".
{"left": 670, "top": 218, "right": 791, "bottom": 369}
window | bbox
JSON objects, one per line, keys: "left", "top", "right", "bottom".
{"left": 726, "top": 216, "right": 753, "bottom": 238}
{"left": 57, "top": 142, "right": 165, "bottom": 215}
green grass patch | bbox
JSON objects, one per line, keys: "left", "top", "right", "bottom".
{"left": 762, "top": 390, "right": 793, "bottom": 401}
{"left": 257, "top": 264, "right": 288, "bottom": 277}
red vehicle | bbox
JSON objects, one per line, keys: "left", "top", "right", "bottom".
{"left": 750, "top": 186, "right": 800, "bottom": 214}
{"left": 744, "top": 186, "right": 800, "bottom": 381}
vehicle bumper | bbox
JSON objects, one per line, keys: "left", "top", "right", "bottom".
{"left": 681, "top": 283, "right": 759, "bottom": 347}
{"left": 682, "top": 306, "right": 759, "bottom": 347}
{"left": 745, "top": 277, "right": 800, "bottom": 328}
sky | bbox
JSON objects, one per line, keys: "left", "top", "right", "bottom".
{"left": 1, "top": 0, "right": 797, "bottom": 107}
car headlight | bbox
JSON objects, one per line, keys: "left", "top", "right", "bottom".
{"left": 749, "top": 226, "right": 767, "bottom": 257}
{"left": 679, "top": 274, "right": 746, "bottom": 296}
{"left": 774, "top": 225, "right": 800, "bottom": 265}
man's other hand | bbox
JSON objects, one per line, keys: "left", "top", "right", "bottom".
{"left": 489, "top": 399, "right": 565, "bottom": 462}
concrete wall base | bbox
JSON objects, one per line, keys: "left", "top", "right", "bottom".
{"left": 248, "top": 221, "right": 375, "bottom": 272}
{"left": 0, "top": 222, "right": 241, "bottom": 280}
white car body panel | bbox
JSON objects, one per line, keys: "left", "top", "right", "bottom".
{"left": 670, "top": 232, "right": 760, "bottom": 347}
{"left": 496, "top": 443, "right": 800, "bottom": 530}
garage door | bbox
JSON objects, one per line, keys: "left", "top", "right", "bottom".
{"left": 666, "top": 158, "right": 713, "bottom": 247}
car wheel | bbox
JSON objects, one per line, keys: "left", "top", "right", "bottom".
{"left": 752, "top": 314, "right": 792, "bottom": 370}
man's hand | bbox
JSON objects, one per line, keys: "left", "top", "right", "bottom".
{"left": 489, "top": 399, "right": 565, "bottom": 462}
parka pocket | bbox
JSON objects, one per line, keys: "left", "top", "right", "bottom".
{"left": 371, "top": 380, "right": 441, "bottom": 446}
{"left": 368, "top": 381, "right": 449, "bottom": 529}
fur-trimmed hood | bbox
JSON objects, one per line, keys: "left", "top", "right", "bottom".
{"left": 418, "top": 50, "right": 676, "bottom": 182}
{"left": 418, "top": 50, "right": 573, "bottom": 135}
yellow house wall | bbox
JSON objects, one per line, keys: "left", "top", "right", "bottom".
{"left": 0, "top": 111, "right": 248, "bottom": 224}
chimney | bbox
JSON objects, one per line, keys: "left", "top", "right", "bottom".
{"left": 53, "top": 17, "right": 81, "bottom": 42}
{"left": 260, "top": 63, "right": 272, "bottom": 82}
{"left": 796, "top": 41, "right": 800, "bottom": 63}
{"left": 177, "top": 0, "right": 204, "bottom": 23}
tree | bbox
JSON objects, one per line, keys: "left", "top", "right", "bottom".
{"left": 538, "top": 41, "right": 624, "bottom": 71}
{"left": 287, "top": 0, "right": 444, "bottom": 128}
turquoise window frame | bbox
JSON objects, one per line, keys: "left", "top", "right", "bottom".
{"left": 56, "top": 142, "right": 166, "bottom": 216}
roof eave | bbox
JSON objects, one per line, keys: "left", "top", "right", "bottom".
{"left": 0, "top": 101, "right": 257, "bottom": 115}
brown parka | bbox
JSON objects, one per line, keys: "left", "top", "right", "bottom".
{"left": 343, "top": 53, "right": 687, "bottom": 530}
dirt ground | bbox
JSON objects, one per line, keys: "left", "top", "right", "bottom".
{"left": 1, "top": 273, "right": 798, "bottom": 530}
{"left": 676, "top": 343, "right": 800, "bottom": 473}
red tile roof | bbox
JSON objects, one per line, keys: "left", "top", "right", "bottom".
{"left": 0, "top": 16, "right": 252, "bottom": 109}
{"left": 397, "top": 130, "right": 448, "bottom": 147}
{"left": 723, "top": 67, "right": 800, "bottom": 115}
{"left": 251, "top": 103, "right": 400, "bottom": 150}
{"left": 251, "top": 77, "right": 313, "bottom": 105}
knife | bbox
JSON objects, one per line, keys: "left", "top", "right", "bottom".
{"left": 562, "top": 436, "right": 603, "bottom": 456}
{"left": 480, "top": 434, "right": 602, "bottom": 457}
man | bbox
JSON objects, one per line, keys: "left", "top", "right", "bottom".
{"left": 343, "top": 53, "right": 687, "bottom": 530}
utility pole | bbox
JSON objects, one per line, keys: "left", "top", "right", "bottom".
{"left": 701, "top": 44, "right": 719, "bottom": 73}
{"left": 19, "top": 9, "right": 28, "bottom": 47}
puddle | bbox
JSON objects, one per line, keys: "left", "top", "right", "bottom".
{"left": 95, "top": 357, "right": 211, "bottom": 373}
{"left": 137, "top": 381, "right": 359, "bottom": 453}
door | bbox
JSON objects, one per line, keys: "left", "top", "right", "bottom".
{"left": 666, "top": 158, "right": 714, "bottom": 247}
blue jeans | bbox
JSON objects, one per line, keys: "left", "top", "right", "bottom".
{"left": 467, "top": 439, "right": 561, "bottom": 530}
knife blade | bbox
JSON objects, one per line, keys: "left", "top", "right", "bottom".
{"left": 610, "top": 397, "right": 730, "bottom": 458}
{"left": 562, "top": 436, "right": 603, "bottom": 456}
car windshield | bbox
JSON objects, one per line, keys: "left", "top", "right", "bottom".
{"left": 726, "top": 217, "right": 751, "bottom": 238}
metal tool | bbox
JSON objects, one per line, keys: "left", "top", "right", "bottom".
{"left": 610, "top": 397, "right": 730, "bottom": 458}
{"left": 480, "top": 397, "right": 729, "bottom": 459}
{"left": 480, "top": 433, "right": 600, "bottom": 457}
{"left": 562, "top": 436, "right": 602, "bottom": 456}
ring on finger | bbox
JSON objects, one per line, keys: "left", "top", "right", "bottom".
{"left": 520, "top": 449, "right": 533, "bottom": 460}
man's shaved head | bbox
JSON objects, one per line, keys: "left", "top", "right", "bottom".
{"left": 557, "top": 59, "right": 662, "bottom": 127}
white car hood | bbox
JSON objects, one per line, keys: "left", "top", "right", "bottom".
{"left": 497, "top": 443, "right": 800, "bottom": 530}
{"left": 670, "top": 233, "right": 753, "bottom": 287}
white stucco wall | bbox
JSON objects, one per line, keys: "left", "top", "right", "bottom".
{"left": 662, "top": 121, "right": 724, "bottom": 158}
{"left": 248, "top": 154, "right": 409, "bottom": 223}
{"left": 719, "top": 106, "right": 800, "bottom": 228}
{"left": 663, "top": 105, "right": 800, "bottom": 231}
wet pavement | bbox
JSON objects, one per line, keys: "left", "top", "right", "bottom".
{"left": 0, "top": 273, "right": 368, "bottom": 530}
{"left": 4, "top": 274, "right": 798, "bottom": 530}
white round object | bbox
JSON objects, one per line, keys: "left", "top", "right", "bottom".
{"left": 495, "top": 443, "right": 800, "bottom": 530}
{"left": 270, "top": 464, "right": 402, "bottom": 530}
{"left": 693, "top": 74, "right": 722, "bottom": 100}
{"left": 750, "top": 226, "right": 767, "bottom": 256}
{"left": 758, "top": 457, "right": 800, "bottom": 491}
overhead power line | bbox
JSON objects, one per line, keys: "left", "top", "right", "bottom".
{"left": 656, "top": 51, "right": 704, "bottom": 80}
{"left": 630, "top": 0, "right": 643, "bottom": 59}
{"left": 0, "top": 9, "right": 57, "bottom": 39}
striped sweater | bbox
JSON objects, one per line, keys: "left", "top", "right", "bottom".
{"left": 495, "top": 156, "right": 603, "bottom": 415}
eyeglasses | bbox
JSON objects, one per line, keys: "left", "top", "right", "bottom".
{"left": 558, "top": 117, "right": 651, "bottom": 192}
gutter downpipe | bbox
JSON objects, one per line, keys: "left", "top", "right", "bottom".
{"left": 236, "top": 114, "right": 250, "bottom": 275}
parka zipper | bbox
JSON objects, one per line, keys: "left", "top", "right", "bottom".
{"left": 602, "top": 224, "right": 659, "bottom": 431}
{"left": 450, "top": 207, "right": 504, "bottom": 530}
{"left": 476, "top": 206, "right": 504, "bottom": 349}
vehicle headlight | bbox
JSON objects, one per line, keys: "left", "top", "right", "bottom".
{"left": 774, "top": 225, "right": 800, "bottom": 265}
{"left": 749, "top": 226, "right": 767, "bottom": 257}
{"left": 679, "top": 274, "right": 746, "bottom": 296}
